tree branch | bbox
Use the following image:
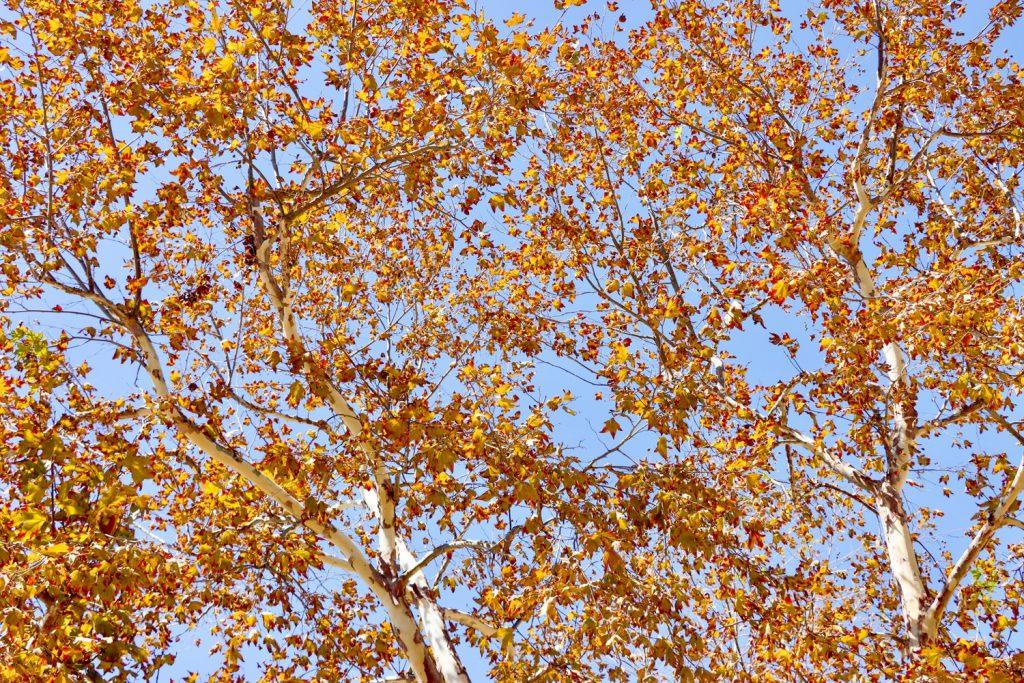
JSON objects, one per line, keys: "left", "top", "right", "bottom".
{"left": 924, "top": 412, "right": 1024, "bottom": 632}
{"left": 397, "top": 540, "right": 491, "bottom": 590}
{"left": 442, "top": 609, "right": 498, "bottom": 638}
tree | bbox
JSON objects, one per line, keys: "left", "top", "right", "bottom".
{"left": 500, "top": 0, "right": 1024, "bottom": 679}
{"left": 0, "top": 0, "right": 1022, "bottom": 681}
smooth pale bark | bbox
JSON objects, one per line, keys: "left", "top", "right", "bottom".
{"left": 875, "top": 486, "right": 930, "bottom": 648}
{"left": 442, "top": 609, "right": 498, "bottom": 638}
{"left": 924, "top": 442, "right": 1024, "bottom": 638}
{"left": 125, "top": 316, "right": 443, "bottom": 683}
{"left": 43, "top": 246, "right": 467, "bottom": 682}
{"left": 846, "top": 246, "right": 932, "bottom": 645}
{"left": 830, "top": 76, "right": 936, "bottom": 642}
{"left": 255, "top": 222, "right": 469, "bottom": 682}
{"left": 808, "top": 146, "right": 1023, "bottom": 657}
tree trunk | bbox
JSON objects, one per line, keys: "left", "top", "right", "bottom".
{"left": 875, "top": 484, "right": 932, "bottom": 651}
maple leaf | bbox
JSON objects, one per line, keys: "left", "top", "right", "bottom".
{"left": 2, "top": 1, "right": 1023, "bottom": 680}
{"left": 601, "top": 417, "right": 621, "bottom": 438}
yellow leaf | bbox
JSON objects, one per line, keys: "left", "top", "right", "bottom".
{"left": 303, "top": 119, "right": 325, "bottom": 138}
{"left": 287, "top": 380, "right": 306, "bottom": 407}
{"left": 216, "top": 54, "right": 235, "bottom": 74}
{"left": 726, "top": 457, "right": 749, "bottom": 472}
{"left": 921, "top": 646, "right": 945, "bottom": 666}
{"left": 771, "top": 278, "right": 790, "bottom": 301}
{"left": 16, "top": 510, "right": 48, "bottom": 533}
{"left": 180, "top": 94, "right": 204, "bottom": 109}
{"left": 542, "top": 596, "right": 557, "bottom": 621}
{"left": 495, "top": 627, "right": 515, "bottom": 652}
{"left": 41, "top": 542, "right": 70, "bottom": 556}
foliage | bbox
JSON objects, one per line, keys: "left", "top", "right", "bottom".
{"left": 1, "top": 0, "right": 1023, "bottom": 681}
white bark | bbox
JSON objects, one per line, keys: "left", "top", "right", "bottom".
{"left": 442, "top": 609, "right": 498, "bottom": 638}
{"left": 853, "top": 255, "right": 928, "bottom": 646}
{"left": 850, "top": 253, "right": 916, "bottom": 490}
{"left": 125, "top": 318, "right": 441, "bottom": 682}
{"left": 255, "top": 226, "right": 467, "bottom": 681}
{"left": 835, "top": 131, "right": 931, "bottom": 650}
{"left": 924, "top": 437, "right": 1024, "bottom": 637}
{"left": 395, "top": 539, "right": 471, "bottom": 683}
{"left": 876, "top": 486, "right": 930, "bottom": 647}
{"left": 118, "top": 320, "right": 439, "bottom": 682}
{"left": 44, "top": 257, "right": 463, "bottom": 681}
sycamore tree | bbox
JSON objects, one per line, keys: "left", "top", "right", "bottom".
{"left": 0, "top": 0, "right": 556, "bottom": 679}
{"left": 1, "top": 0, "right": 1023, "bottom": 682}
{"left": 498, "top": 0, "right": 1024, "bottom": 679}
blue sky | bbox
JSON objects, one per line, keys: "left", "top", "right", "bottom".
{"left": 6, "top": 0, "right": 1023, "bottom": 679}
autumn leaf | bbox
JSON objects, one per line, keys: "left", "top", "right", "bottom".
{"left": 601, "top": 417, "right": 621, "bottom": 438}
{"left": 16, "top": 509, "right": 48, "bottom": 533}
{"left": 3, "top": 1, "right": 1023, "bottom": 680}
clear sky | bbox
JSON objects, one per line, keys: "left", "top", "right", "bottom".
{"left": 9, "top": 0, "right": 1021, "bottom": 679}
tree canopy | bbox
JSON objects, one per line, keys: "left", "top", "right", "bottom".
{"left": 1, "top": 0, "right": 1023, "bottom": 680}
